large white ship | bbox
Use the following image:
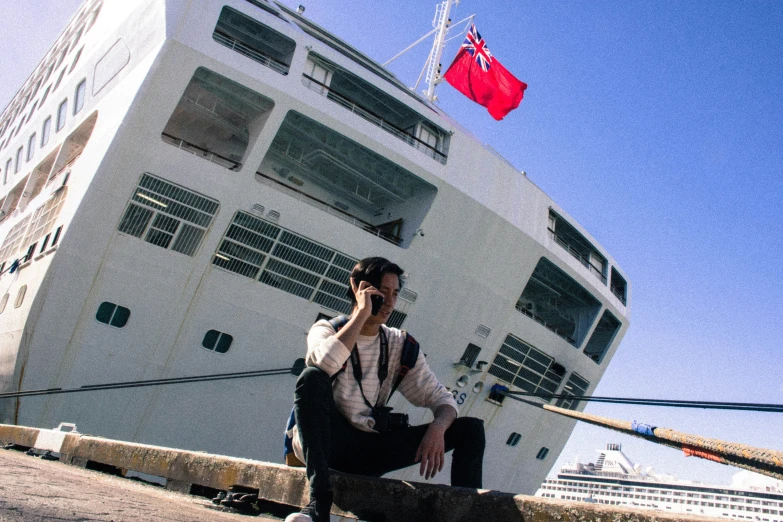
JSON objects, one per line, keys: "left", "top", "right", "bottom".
{"left": 537, "top": 444, "right": 783, "bottom": 521}
{"left": 0, "top": 0, "right": 630, "bottom": 494}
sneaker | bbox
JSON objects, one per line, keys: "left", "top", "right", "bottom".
{"left": 284, "top": 492, "right": 332, "bottom": 522}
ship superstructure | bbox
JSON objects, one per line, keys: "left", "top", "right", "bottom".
{"left": 0, "top": 0, "right": 631, "bottom": 494}
{"left": 538, "top": 444, "right": 783, "bottom": 520}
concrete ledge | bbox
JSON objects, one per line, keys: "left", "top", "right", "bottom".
{"left": 0, "top": 423, "right": 721, "bottom": 522}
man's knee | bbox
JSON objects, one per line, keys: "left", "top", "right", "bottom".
{"left": 451, "top": 417, "right": 486, "bottom": 449}
{"left": 295, "top": 366, "right": 331, "bottom": 398}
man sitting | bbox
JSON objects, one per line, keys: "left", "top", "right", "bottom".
{"left": 285, "top": 257, "right": 485, "bottom": 522}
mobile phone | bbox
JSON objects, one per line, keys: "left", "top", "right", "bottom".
{"left": 370, "top": 294, "right": 384, "bottom": 316}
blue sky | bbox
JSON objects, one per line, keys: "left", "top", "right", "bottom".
{"left": 2, "top": 0, "right": 781, "bottom": 486}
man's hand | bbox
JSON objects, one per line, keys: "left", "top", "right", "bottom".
{"left": 415, "top": 423, "right": 446, "bottom": 480}
{"left": 415, "top": 405, "right": 456, "bottom": 480}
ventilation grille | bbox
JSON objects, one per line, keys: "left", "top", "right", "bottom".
{"left": 399, "top": 288, "right": 418, "bottom": 303}
{"left": 458, "top": 344, "right": 482, "bottom": 368}
{"left": 475, "top": 324, "right": 491, "bottom": 338}
{"left": 387, "top": 310, "right": 407, "bottom": 329}
{"left": 251, "top": 203, "right": 265, "bottom": 215}
{"left": 267, "top": 209, "right": 281, "bottom": 220}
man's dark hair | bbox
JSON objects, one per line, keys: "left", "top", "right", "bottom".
{"left": 346, "top": 257, "right": 404, "bottom": 306}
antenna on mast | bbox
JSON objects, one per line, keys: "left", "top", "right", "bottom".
{"left": 383, "top": 1, "right": 473, "bottom": 103}
{"left": 423, "top": 0, "right": 457, "bottom": 102}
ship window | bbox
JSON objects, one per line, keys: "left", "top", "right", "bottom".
{"left": 548, "top": 209, "right": 607, "bottom": 283}
{"left": 15, "top": 147, "right": 23, "bottom": 173}
{"left": 0, "top": 293, "right": 7, "bottom": 314}
{"left": 278, "top": 2, "right": 432, "bottom": 112}
{"left": 212, "top": 211, "right": 357, "bottom": 314}
{"left": 53, "top": 68, "right": 66, "bottom": 92}
{"left": 257, "top": 111, "right": 438, "bottom": 248}
{"left": 56, "top": 99, "right": 68, "bottom": 131}
{"left": 40, "top": 234, "right": 50, "bottom": 252}
{"left": 202, "top": 330, "right": 233, "bottom": 354}
{"left": 118, "top": 173, "right": 219, "bottom": 256}
{"left": 213, "top": 6, "right": 295, "bottom": 75}
{"left": 46, "top": 111, "right": 97, "bottom": 188}
{"left": 302, "top": 53, "right": 449, "bottom": 164}
{"left": 18, "top": 147, "right": 59, "bottom": 213}
{"left": 41, "top": 117, "right": 51, "bottom": 147}
{"left": 14, "top": 285, "right": 27, "bottom": 309}
{"left": 506, "top": 432, "right": 522, "bottom": 447}
{"left": 516, "top": 258, "right": 602, "bottom": 347}
{"left": 23, "top": 243, "right": 37, "bottom": 261}
{"left": 74, "top": 79, "right": 86, "bottom": 114}
{"left": 51, "top": 226, "right": 63, "bottom": 247}
{"left": 556, "top": 373, "right": 590, "bottom": 410}
{"left": 69, "top": 47, "right": 84, "bottom": 74}
{"left": 487, "top": 334, "right": 566, "bottom": 399}
{"left": 583, "top": 310, "right": 621, "bottom": 364}
{"left": 610, "top": 268, "right": 627, "bottom": 305}
{"left": 27, "top": 133, "right": 36, "bottom": 161}
{"left": 0, "top": 214, "right": 32, "bottom": 260}
{"left": 536, "top": 447, "right": 550, "bottom": 460}
{"left": 458, "top": 344, "right": 482, "bottom": 368}
{"left": 20, "top": 188, "right": 67, "bottom": 253}
{"left": 161, "top": 67, "right": 274, "bottom": 171}
{"left": 96, "top": 302, "right": 130, "bottom": 328}
{"left": 3, "top": 159, "right": 10, "bottom": 185}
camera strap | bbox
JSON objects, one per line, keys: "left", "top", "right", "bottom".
{"left": 350, "top": 327, "right": 389, "bottom": 410}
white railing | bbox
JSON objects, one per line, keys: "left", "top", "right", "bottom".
{"left": 548, "top": 229, "right": 608, "bottom": 284}
{"left": 255, "top": 172, "right": 401, "bottom": 246}
{"left": 161, "top": 133, "right": 240, "bottom": 171}
{"left": 212, "top": 32, "right": 289, "bottom": 75}
{"left": 301, "top": 75, "right": 447, "bottom": 165}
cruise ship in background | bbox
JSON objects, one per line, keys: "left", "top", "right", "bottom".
{"left": 0, "top": 0, "right": 630, "bottom": 494}
{"left": 537, "top": 444, "right": 783, "bottom": 521}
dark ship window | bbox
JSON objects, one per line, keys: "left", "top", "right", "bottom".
{"left": 583, "top": 311, "right": 621, "bottom": 364}
{"left": 96, "top": 302, "right": 130, "bottom": 328}
{"left": 555, "top": 373, "right": 590, "bottom": 410}
{"left": 548, "top": 209, "right": 607, "bottom": 284}
{"left": 213, "top": 6, "right": 295, "bottom": 75}
{"left": 161, "top": 67, "right": 275, "bottom": 171}
{"left": 536, "top": 447, "right": 550, "bottom": 460}
{"left": 610, "top": 267, "right": 627, "bottom": 305}
{"left": 202, "top": 330, "right": 233, "bottom": 354}
{"left": 257, "top": 111, "right": 438, "bottom": 248}
{"left": 302, "top": 52, "right": 450, "bottom": 165}
{"left": 506, "top": 433, "right": 522, "bottom": 447}
{"left": 515, "top": 257, "right": 602, "bottom": 347}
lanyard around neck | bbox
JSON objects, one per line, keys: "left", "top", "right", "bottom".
{"left": 350, "top": 327, "right": 389, "bottom": 409}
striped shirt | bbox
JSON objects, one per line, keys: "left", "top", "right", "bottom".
{"left": 291, "top": 320, "right": 458, "bottom": 461}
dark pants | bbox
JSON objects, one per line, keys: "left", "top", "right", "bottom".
{"left": 294, "top": 366, "right": 485, "bottom": 498}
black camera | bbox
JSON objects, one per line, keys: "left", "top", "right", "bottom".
{"left": 371, "top": 406, "right": 409, "bottom": 433}
{"left": 370, "top": 294, "right": 384, "bottom": 316}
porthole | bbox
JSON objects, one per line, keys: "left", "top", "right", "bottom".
{"left": 456, "top": 374, "right": 469, "bottom": 388}
{"left": 0, "top": 293, "right": 8, "bottom": 313}
{"left": 202, "top": 329, "right": 233, "bottom": 354}
{"left": 14, "top": 285, "right": 27, "bottom": 308}
{"left": 536, "top": 447, "right": 550, "bottom": 460}
{"left": 95, "top": 301, "right": 130, "bottom": 328}
{"left": 472, "top": 381, "right": 484, "bottom": 393}
{"left": 506, "top": 432, "right": 522, "bottom": 447}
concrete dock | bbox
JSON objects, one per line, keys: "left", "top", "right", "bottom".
{"left": 0, "top": 448, "right": 277, "bottom": 521}
{"left": 0, "top": 423, "right": 726, "bottom": 522}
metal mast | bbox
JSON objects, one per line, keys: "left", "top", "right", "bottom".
{"left": 423, "top": 0, "right": 458, "bottom": 102}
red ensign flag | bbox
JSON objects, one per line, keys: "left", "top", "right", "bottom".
{"left": 443, "top": 24, "right": 527, "bottom": 120}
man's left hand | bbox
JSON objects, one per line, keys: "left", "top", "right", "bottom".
{"left": 415, "top": 424, "right": 446, "bottom": 480}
